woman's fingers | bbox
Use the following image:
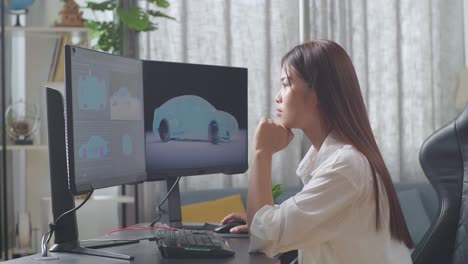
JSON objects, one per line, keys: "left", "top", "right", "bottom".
{"left": 221, "top": 212, "right": 246, "bottom": 224}
{"left": 231, "top": 212, "right": 247, "bottom": 221}
{"left": 230, "top": 224, "right": 249, "bottom": 234}
{"left": 221, "top": 213, "right": 235, "bottom": 224}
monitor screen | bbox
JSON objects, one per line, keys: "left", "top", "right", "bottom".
{"left": 143, "top": 61, "right": 248, "bottom": 180}
{"left": 65, "top": 46, "right": 146, "bottom": 194}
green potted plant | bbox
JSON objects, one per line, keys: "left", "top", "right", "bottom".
{"left": 272, "top": 183, "right": 285, "bottom": 200}
{"left": 80, "top": 0, "right": 174, "bottom": 54}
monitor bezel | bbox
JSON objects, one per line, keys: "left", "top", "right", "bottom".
{"left": 147, "top": 165, "right": 249, "bottom": 181}
{"left": 142, "top": 60, "right": 249, "bottom": 181}
{"left": 65, "top": 45, "right": 146, "bottom": 195}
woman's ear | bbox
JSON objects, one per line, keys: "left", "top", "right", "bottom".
{"left": 306, "top": 88, "right": 318, "bottom": 109}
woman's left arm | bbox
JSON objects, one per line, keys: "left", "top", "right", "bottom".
{"left": 247, "top": 118, "right": 294, "bottom": 227}
{"left": 246, "top": 150, "right": 274, "bottom": 226}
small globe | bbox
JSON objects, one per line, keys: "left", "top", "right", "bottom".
{"left": 4, "top": 0, "right": 34, "bottom": 11}
{"left": 5, "top": 101, "right": 40, "bottom": 144}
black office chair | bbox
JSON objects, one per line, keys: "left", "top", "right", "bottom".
{"left": 413, "top": 105, "right": 468, "bottom": 264}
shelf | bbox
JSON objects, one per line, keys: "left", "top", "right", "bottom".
{"left": 0, "top": 145, "right": 48, "bottom": 151}
{"left": 90, "top": 195, "right": 135, "bottom": 204}
{"left": 42, "top": 195, "right": 135, "bottom": 204}
{"left": 4, "top": 26, "right": 90, "bottom": 34}
{"left": 44, "top": 81, "right": 64, "bottom": 87}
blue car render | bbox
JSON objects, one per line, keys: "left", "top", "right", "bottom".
{"left": 153, "top": 95, "right": 239, "bottom": 144}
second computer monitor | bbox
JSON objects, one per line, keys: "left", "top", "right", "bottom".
{"left": 143, "top": 61, "right": 248, "bottom": 180}
{"left": 65, "top": 46, "right": 146, "bottom": 194}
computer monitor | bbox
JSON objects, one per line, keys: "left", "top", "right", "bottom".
{"left": 65, "top": 46, "right": 146, "bottom": 195}
{"left": 142, "top": 60, "right": 248, "bottom": 181}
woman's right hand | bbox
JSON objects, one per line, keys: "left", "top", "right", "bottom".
{"left": 221, "top": 212, "right": 248, "bottom": 234}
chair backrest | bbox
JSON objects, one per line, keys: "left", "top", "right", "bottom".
{"left": 413, "top": 106, "right": 468, "bottom": 264}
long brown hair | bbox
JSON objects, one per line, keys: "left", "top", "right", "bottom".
{"left": 282, "top": 40, "right": 414, "bottom": 248}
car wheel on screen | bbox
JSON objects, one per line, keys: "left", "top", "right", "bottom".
{"left": 224, "top": 131, "right": 232, "bottom": 142}
{"left": 209, "top": 120, "right": 220, "bottom": 144}
{"left": 159, "top": 119, "right": 170, "bottom": 142}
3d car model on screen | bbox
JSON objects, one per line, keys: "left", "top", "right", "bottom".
{"left": 79, "top": 135, "right": 109, "bottom": 160}
{"left": 153, "top": 95, "right": 239, "bottom": 144}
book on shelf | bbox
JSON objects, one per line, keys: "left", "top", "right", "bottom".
{"left": 47, "top": 37, "right": 62, "bottom": 82}
{"left": 48, "top": 34, "right": 72, "bottom": 82}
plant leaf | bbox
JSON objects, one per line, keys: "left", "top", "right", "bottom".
{"left": 83, "top": 0, "right": 174, "bottom": 54}
{"left": 147, "top": 0, "right": 170, "bottom": 8}
{"left": 92, "top": 22, "right": 121, "bottom": 53}
{"left": 272, "top": 183, "right": 281, "bottom": 191}
{"left": 117, "top": 7, "right": 153, "bottom": 31}
{"left": 271, "top": 184, "right": 285, "bottom": 200}
{"left": 83, "top": 20, "right": 98, "bottom": 31}
{"left": 147, "top": 10, "right": 175, "bottom": 20}
{"left": 83, "top": 20, "right": 101, "bottom": 39}
{"left": 85, "top": 0, "right": 117, "bottom": 11}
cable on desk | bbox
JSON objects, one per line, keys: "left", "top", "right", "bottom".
{"left": 149, "top": 177, "right": 181, "bottom": 227}
{"left": 41, "top": 189, "right": 94, "bottom": 257}
{"left": 105, "top": 225, "right": 179, "bottom": 235}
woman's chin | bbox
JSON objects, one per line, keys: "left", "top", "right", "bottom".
{"left": 279, "top": 119, "right": 293, "bottom": 129}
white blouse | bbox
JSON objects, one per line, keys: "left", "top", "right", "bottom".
{"left": 249, "top": 132, "right": 413, "bottom": 264}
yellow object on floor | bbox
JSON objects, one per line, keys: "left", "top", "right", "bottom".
{"left": 181, "top": 194, "right": 246, "bottom": 223}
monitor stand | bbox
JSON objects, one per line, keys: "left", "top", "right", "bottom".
{"left": 158, "top": 178, "right": 217, "bottom": 231}
{"left": 45, "top": 88, "right": 133, "bottom": 260}
{"left": 160, "top": 177, "right": 183, "bottom": 228}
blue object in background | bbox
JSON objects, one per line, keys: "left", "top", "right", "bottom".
{"left": 4, "top": 0, "right": 34, "bottom": 11}
{"left": 5, "top": 0, "right": 35, "bottom": 26}
{"left": 153, "top": 95, "right": 239, "bottom": 144}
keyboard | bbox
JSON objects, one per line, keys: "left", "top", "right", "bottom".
{"left": 155, "top": 229, "right": 235, "bottom": 258}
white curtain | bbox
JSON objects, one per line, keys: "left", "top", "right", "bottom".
{"left": 139, "top": 0, "right": 464, "bottom": 194}
{"left": 308, "top": 0, "right": 464, "bottom": 181}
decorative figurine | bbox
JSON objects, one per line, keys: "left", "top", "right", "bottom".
{"left": 55, "top": 0, "right": 84, "bottom": 27}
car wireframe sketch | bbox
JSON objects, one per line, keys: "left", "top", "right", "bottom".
{"left": 153, "top": 95, "right": 239, "bottom": 144}
{"left": 110, "top": 87, "right": 142, "bottom": 120}
{"left": 79, "top": 135, "right": 109, "bottom": 160}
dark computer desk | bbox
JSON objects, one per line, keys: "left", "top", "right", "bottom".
{"left": 2, "top": 232, "right": 278, "bottom": 264}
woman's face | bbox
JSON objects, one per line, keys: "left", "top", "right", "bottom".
{"left": 275, "top": 65, "right": 318, "bottom": 129}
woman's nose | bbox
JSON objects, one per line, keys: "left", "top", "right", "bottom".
{"left": 275, "top": 90, "right": 281, "bottom": 103}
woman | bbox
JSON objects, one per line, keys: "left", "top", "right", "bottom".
{"left": 221, "top": 40, "right": 414, "bottom": 263}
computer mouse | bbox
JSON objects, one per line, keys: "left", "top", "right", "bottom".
{"left": 213, "top": 220, "right": 247, "bottom": 234}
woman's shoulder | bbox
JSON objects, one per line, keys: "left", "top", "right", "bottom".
{"left": 330, "top": 145, "right": 373, "bottom": 188}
